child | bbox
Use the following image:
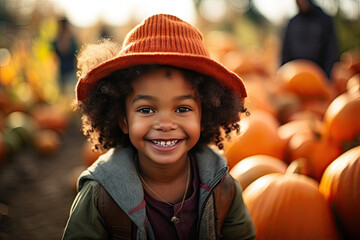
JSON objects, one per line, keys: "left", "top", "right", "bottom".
{"left": 62, "top": 14, "right": 255, "bottom": 240}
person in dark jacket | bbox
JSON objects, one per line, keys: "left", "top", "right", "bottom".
{"left": 281, "top": 0, "right": 338, "bottom": 78}
{"left": 53, "top": 17, "right": 78, "bottom": 97}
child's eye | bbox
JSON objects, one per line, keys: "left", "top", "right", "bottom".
{"left": 137, "top": 107, "right": 154, "bottom": 114}
{"left": 176, "top": 106, "right": 192, "bottom": 113}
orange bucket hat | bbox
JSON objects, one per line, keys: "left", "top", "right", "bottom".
{"left": 75, "top": 14, "right": 247, "bottom": 101}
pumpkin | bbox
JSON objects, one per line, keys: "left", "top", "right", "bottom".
{"left": 323, "top": 90, "right": 360, "bottom": 149}
{"left": 33, "top": 129, "right": 61, "bottom": 156}
{"left": 0, "top": 92, "right": 27, "bottom": 115}
{"left": 288, "top": 129, "right": 342, "bottom": 181}
{"left": 273, "top": 91, "right": 302, "bottom": 124}
{"left": 243, "top": 173, "right": 340, "bottom": 240}
{"left": 82, "top": 140, "right": 105, "bottom": 167}
{"left": 230, "top": 50, "right": 265, "bottom": 77}
{"left": 340, "top": 48, "right": 360, "bottom": 74}
{"left": 300, "top": 98, "right": 331, "bottom": 120}
{"left": 319, "top": 145, "right": 360, "bottom": 239}
{"left": 346, "top": 73, "right": 359, "bottom": 94}
{"left": 285, "top": 109, "right": 323, "bottom": 122}
{"left": 277, "top": 115, "right": 325, "bottom": 166}
{"left": 229, "top": 155, "right": 287, "bottom": 190}
{"left": 285, "top": 158, "right": 311, "bottom": 176}
{"left": 277, "top": 117, "right": 323, "bottom": 148}
{"left": 243, "top": 75, "right": 278, "bottom": 117}
{"left": 31, "top": 103, "right": 69, "bottom": 133}
{"left": 224, "top": 110, "right": 286, "bottom": 169}
{"left": 330, "top": 61, "right": 357, "bottom": 95}
{"left": 276, "top": 59, "right": 332, "bottom": 100}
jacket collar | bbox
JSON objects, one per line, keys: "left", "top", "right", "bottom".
{"left": 78, "top": 146, "right": 228, "bottom": 227}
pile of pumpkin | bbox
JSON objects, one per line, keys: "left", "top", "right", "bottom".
{"left": 215, "top": 48, "right": 359, "bottom": 240}
{"left": 0, "top": 95, "right": 70, "bottom": 168}
{"left": 72, "top": 44, "right": 359, "bottom": 239}
{"left": 0, "top": 19, "right": 74, "bottom": 169}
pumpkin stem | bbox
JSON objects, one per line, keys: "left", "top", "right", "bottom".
{"left": 286, "top": 158, "right": 311, "bottom": 176}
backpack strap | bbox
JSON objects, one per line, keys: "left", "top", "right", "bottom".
{"left": 98, "top": 184, "right": 138, "bottom": 240}
{"left": 213, "top": 173, "right": 236, "bottom": 237}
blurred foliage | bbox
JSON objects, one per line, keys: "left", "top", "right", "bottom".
{"left": 0, "top": 0, "right": 358, "bottom": 98}
{"left": 334, "top": 13, "right": 360, "bottom": 53}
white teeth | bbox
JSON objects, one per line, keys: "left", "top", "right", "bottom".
{"left": 153, "top": 140, "right": 178, "bottom": 147}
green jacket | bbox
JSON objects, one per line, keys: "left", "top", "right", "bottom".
{"left": 62, "top": 147, "right": 255, "bottom": 239}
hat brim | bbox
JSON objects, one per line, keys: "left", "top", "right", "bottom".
{"left": 76, "top": 53, "right": 247, "bottom": 101}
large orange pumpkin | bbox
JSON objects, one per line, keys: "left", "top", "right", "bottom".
{"left": 277, "top": 116, "right": 323, "bottom": 149}
{"left": 288, "top": 129, "right": 342, "bottom": 181}
{"left": 224, "top": 110, "right": 286, "bottom": 169}
{"left": 229, "top": 155, "right": 287, "bottom": 190}
{"left": 319, "top": 145, "right": 360, "bottom": 239}
{"left": 323, "top": 90, "right": 360, "bottom": 148}
{"left": 277, "top": 59, "right": 332, "bottom": 100}
{"left": 277, "top": 116, "right": 323, "bottom": 165}
{"left": 243, "top": 173, "right": 340, "bottom": 240}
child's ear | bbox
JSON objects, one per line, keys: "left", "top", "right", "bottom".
{"left": 119, "top": 118, "right": 129, "bottom": 134}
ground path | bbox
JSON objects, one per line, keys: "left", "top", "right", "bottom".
{"left": 0, "top": 121, "right": 86, "bottom": 240}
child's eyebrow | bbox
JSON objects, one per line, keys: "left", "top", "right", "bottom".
{"left": 132, "top": 94, "right": 196, "bottom": 104}
{"left": 173, "top": 94, "right": 196, "bottom": 101}
{"left": 132, "top": 95, "right": 154, "bottom": 103}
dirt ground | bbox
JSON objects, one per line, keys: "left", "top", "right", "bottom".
{"left": 0, "top": 121, "right": 87, "bottom": 240}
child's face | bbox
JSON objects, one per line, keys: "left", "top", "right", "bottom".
{"left": 121, "top": 67, "right": 202, "bottom": 166}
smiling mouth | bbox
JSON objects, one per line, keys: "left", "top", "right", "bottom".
{"left": 151, "top": 140, "right": 180, "bottom": 147}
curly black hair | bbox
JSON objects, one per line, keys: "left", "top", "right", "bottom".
{"left": 74, "top": 64, "right": 247, "bottom": 153}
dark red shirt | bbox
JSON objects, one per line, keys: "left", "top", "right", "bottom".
{"left": 144, "top": 158, "right": 199, "bottom": 240}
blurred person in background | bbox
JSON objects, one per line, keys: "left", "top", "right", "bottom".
{"left": 53, "top": 17, "right": 78, "bottom": 98}
{"left": 281, "top": 0, "right": 339, "bottom": 78}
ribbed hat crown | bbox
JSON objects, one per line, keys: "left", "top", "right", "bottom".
{"left": 75, "top": 14, "right": 247, "bottom": 101}
{"left": 121, "top": 14, "right": 210, "bottom": 57}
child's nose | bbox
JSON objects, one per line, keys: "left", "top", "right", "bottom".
{"left": 153, "top": 114, "right": 177, "bottom": 131}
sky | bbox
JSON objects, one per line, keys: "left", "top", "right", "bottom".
{"left": 19, "top": 0, "right": 360, "bottom": 28}
{"left": 49, "top": 0, "right": 197, "bottom": 27}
